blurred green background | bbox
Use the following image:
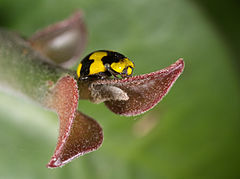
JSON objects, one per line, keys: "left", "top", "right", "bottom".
{"left": 0, "top": 0, "right": 240, "bottom": 178}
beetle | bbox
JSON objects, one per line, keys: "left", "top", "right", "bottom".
{"left": 77, "top": 50, "right": 135, "bottom": 80}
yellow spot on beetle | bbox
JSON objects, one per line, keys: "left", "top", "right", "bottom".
{"left": 111, "top": 61, "right": 125, "bottom": 73}
{"left": 77, "top": 63, "right": 82, "bottom": 77}
{"left": 89, "top": 51, "right": 108, "bottom": 75}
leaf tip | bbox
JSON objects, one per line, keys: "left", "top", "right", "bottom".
{"left": 103, "top": 58, "right": 185, "bottom": 116}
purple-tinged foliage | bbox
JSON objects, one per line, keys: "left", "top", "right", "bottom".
{"left": 93, "top": 59, "right": 184, "bottom": 116}
{"left": 45, "top": 76, "right": 103, "bottom": 168}
{"left": 29, "top": 11, "right": 87, "bottom": 67}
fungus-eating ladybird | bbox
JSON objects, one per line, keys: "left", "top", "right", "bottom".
{"left": 77, "top": 50, "right": 134, "bottom": 79}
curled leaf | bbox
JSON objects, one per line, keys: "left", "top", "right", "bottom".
{"left": 45, "top": 75, "right": 103, "bottom": 168}
{"left": 90, "top": 59, "right": 184, "bottom": 116}
{"left": 29, "top": 11, "right": 87, "bottom": 67}
{"left": 47, "top": 111, "right": 103, "bottom": 168}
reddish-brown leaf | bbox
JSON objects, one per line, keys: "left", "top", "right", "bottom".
{"left": 92, "top": 59, "right": 184, "bottom": 116}
{"left": 45, "top": 75, "right": 103, "bottom": 168}
{"left": 29, "top": 11, "right": 87, "bottom": 67}
{"left": 47, "top": 111, "right": 103, "bottom": 168}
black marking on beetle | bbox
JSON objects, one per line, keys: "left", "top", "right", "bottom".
{"left": 80, "top": 57, "right": 94, "bottom": 77}
{"left": 101, "top": 51, "right": 125, "bottom": 65}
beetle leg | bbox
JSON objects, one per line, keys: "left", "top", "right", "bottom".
{"left": 96, "top": 72, "right": 111, "bottom": 79}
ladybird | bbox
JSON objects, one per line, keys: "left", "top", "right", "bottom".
{"left": 77, "top": 50, "right": 135, "bottom": 79}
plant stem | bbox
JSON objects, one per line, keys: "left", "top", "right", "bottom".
{"left": 0, "top": 29, "right": 72, "bottom": 104}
